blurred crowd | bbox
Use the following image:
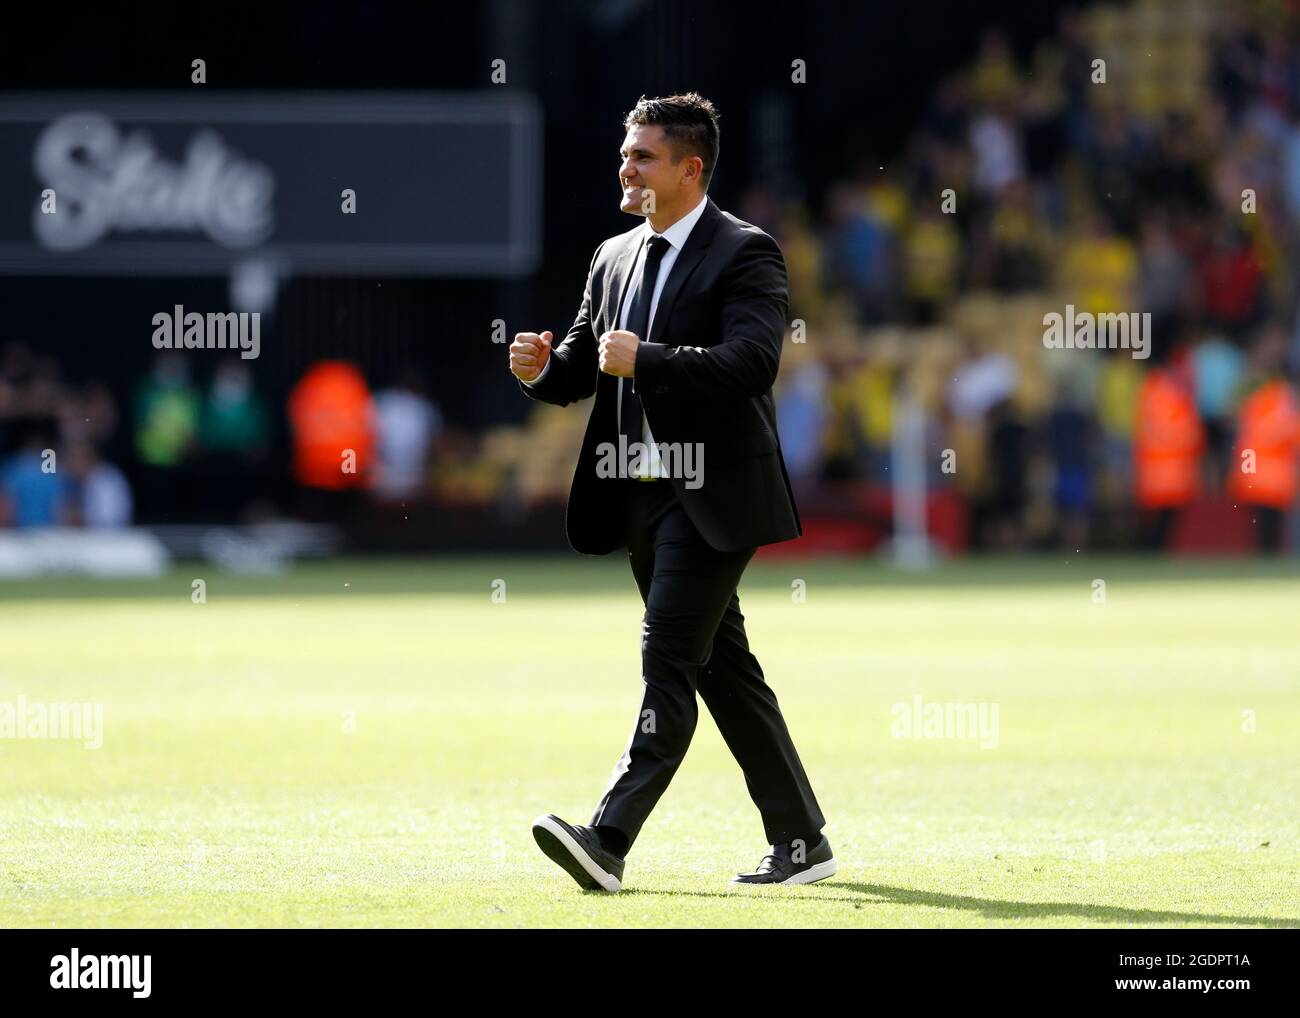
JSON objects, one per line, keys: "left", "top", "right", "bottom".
{"left": 0, "top": 343, "right": 130, "bottom": 529}
{"left": 5, "top": 0, "right": 1299, "bottom": 554}
{"left": 490, "top": 0, "right": 1300, "bottom": 553}
{"left": 0, "top": 345, "right": 453, "bottom": 529}
{"left": 737, "top": 0, "right": 1300, "bottom": 551}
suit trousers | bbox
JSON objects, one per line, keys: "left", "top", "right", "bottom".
{"left": 589, "top": 477, "right": 826, "bottom": 850}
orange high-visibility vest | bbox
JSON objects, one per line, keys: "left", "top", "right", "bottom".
{"left": 1134, "top": 370, "right": 1204, "bottom": 509}
{"left": 288, "top": 361, "right": 375, "bottom": 489}
{"left": 1227, "top": 379, "right": 1300, "bottom": 509}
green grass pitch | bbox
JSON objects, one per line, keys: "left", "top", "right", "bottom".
{"left": 1, "top": 555, "right": 1297, "bottom": 928}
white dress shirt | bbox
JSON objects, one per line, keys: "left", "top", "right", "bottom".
{"left": 528, "top": 193, "right": 709, "bottom": 477}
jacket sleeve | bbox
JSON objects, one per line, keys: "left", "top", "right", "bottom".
{"left": 518, "top": 240, "right": 607, "bottom": 407}
{"left": 632, "top": 230, "right": 788, "bottom": 398}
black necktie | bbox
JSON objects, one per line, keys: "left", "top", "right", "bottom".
{"left": 619, "top": 234, "right": 671, "bottom": 442}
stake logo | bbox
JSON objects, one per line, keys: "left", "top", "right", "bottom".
{"left": 33, "top": 112, "right": 274, "bottom": 250}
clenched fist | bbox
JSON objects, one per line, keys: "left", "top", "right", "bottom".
{"left": 598, "top": 330, "right": 639, "bottom": 378}
{"left": 510, "top": 330, "right": 552, "bottom": 382}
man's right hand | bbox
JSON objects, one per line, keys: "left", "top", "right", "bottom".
{"left": 510, "top": 331, "right": 553, "bottom": 383}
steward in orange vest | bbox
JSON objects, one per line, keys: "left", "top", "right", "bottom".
{"left": 1227, "top": 377, "right": 1300, "bottom": 510}
{"left": 1134, "top": 368, "right": 1205, "bottom": 509}
{"left": 287, "top": 361, "right": 375, "bottom": 490}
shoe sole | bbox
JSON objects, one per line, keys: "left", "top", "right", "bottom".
{"left": 532, "top": 815, "right": 622, "bottom": 892}
{"left": 732, "top": 857, "right": 838, "bottom": 886}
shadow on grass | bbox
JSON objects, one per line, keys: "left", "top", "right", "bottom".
{"left": 619, "top": 881, "right": 1297, "bottom": 927}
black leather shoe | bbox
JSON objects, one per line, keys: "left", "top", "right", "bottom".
{"left": 732, "top": 834, "right": 837, "bottom": 885}
{"left": 532, "top": 814, "right": 625, "bottom": 892}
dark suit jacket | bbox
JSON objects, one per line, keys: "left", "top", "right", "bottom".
{"left": 518, "top": 195, "right": 802, "bottom": 554}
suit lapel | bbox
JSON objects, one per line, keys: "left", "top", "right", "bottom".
{"left": 647, "top": 196, "right": 721, "bottom": 346}
{"left": 604, "top": 232, "right": 643, "bottom": 336}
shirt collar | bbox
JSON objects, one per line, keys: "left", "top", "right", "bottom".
{"left": 644, "top": 193, "right": 709, "bottom": 252}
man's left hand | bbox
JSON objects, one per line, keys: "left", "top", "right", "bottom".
{"left": 598, "top": 330, "right": 639, "bottom": 378}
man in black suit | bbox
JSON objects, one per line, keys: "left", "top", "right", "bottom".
{"left": 510, "top": 93, "right": 832, "bottom": 891}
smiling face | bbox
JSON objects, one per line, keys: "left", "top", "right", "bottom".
{"left": 618, "top": 124, "right": 701, "bottom": 222}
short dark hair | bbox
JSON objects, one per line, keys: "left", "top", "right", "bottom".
{"left": 623, "top": 92, "right": 720, "bottom": 192}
